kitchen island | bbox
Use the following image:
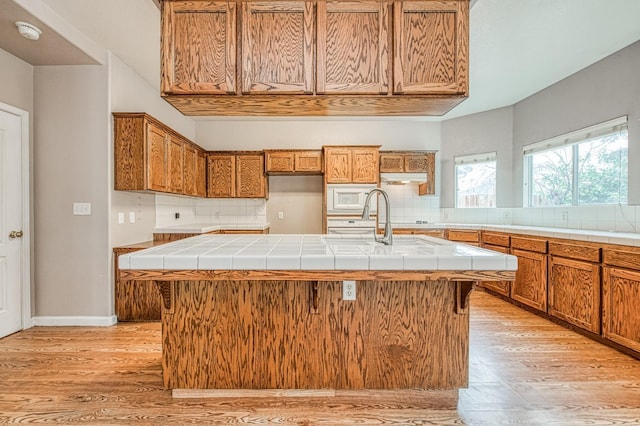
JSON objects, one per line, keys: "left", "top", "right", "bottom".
{"left": 119, "top": 234, "right": 516, "bottom": 401}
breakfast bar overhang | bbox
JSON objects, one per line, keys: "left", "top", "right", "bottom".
{"left": 119, "top": 234, "right": 517, "bottom": 402}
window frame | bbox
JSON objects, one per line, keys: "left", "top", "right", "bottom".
{"left": 454, "top": 151, "right": 497, "bottom": 208}
{"left": 522, "top": 116, "right": 628, "bottom": 207}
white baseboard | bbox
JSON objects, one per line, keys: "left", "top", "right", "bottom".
{"left": 31, "top": 315, "right": 118, "bottom": 327}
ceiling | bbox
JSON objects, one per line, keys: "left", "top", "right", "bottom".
{"left": 2, "top": 0, "right": 640, "bottom": 120}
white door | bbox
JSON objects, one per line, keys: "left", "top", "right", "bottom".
{"left": 0, "top": 108, "right": 24, "bottom": 338}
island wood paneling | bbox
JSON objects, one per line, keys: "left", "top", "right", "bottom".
{"left": 161, "top": 279, "right": 469, "bottom": 390}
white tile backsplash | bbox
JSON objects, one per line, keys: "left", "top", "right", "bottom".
{"left": 379, "top": 182, "right": 441, "bottom": 224}
{"left": 441, "top": 205, "right": 640, "bottom": 233}
{"left": 155, "top": 195, "right": 268, "bottom": 228}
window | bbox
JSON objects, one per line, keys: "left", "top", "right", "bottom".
{"left": 455, "top": 152, "right": 497, "bottom": 208}
{"left": 523, "top": 117, "right": 628, "bottom": 207}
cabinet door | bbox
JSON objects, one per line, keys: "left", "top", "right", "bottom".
{"left": 317, "top": 1, "right": 389, "bottom": 94}
{"left": 548, "top": 256, "right": 600, "bottom": 334}
{"left": 393, "top": 1, "right": 468, "bottom": 95}
{"left": 161, "top": 1, "right": 236, "bottom": 94}
{"left": 242, "top": 1, "right": 314, "bottom": 94}
{"left": 266, "top": 151, "right": 295, "bottom": 173}
{"left": 208, "top": 154, "right": 236, "bottom": 197}
{"left": 481, "top": 244, "right": 511, "bottom": 297}
{"left": 404, "top": 153, "right": 430, "bottom": 172}
{"left": 352, "top": 148, "right": 379, "bottom": 183}
{"left": 380, "top": 154, "right": 404, "bottom": 172}
{"left": 146, "top": 123, "right": 168, "bottom": 192}
{"left": 236, "top": 155, "right": 266, "bottom": 198}
{"left": 602, "top": 267, "right": 640, "bottom": 352}
{"left": 294, "top": 151, "right": 323, "bottom": 173}
{"left": 183, "top": 144, "right": 197, "bottom": 196}
{"left": 195, "top": 150, "right": 207, "bottom": 197}
{"left": 167, "top": 135, "right": 184, "bottom": 193}
{"left": 511, "top": 249, "right": 548, "bottom": 313}
{"left": 325, "top": 148, "right": 353, "bottom": 183}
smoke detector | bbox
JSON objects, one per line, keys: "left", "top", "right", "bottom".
{"left": 15, "top": 21, "right": 42, "bottom": 41}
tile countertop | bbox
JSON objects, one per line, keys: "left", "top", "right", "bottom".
{"left": 390, "top": 222, "right": 640, "bottom": 247}
{"left": 118, "top": 234, "right": 517, "bottom": 272}
{"left": 153, "top": 223, "right": 271, "bottom": 234}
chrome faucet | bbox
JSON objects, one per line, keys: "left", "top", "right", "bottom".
{"left": 362, "top": 188, "right": 393, "bottom": 245}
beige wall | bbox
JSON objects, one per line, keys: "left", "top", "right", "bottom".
{"left": 34, "top": 64, "right": 111, "bottom": 317}
{"left": 108, "top": 53, "right": 196, "bottom": 246}
{"left": 266, "top": 176, "right": 323, "bottom": 234}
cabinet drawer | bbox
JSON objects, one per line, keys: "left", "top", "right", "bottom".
{"left": 447, "top": 230, "right": 479, "bottom": 243}
{"left": 511, "top": 236, "right": 547, "bottom": 253}
{"left": 549, "top": 241, "right": 600, "bottom": 262}
{"left": 482, "top": 232, "right": 510, "bottom": 247}
{"left": 602, "top": 247, "right": 640, "bottom": 269}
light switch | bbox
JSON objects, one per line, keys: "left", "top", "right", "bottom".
{"left": 278, "top": 211, "right": 284, "bottom": 220}
{"left": 129, "top": 212, "right": 136, "bottom": 223}
{"left": 73, "top": 202, "right": 91, "bottom": 216}
{"left": 118, "top": 212, "right": 125, "bottom": 224}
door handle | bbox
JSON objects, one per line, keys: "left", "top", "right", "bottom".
{"left": 9, "top": 230, "right": 23, "bottom": 239}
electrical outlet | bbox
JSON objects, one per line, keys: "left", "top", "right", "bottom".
{"left": 561, "top": 211, "right": 568, "bottom": 222}
{"left": 129, "top": 212, "right": 136, "bottom": 223}
{"left": 118, "top": 212, "right": 125, "bottom": 224}
{"left": 343, "top": 280, "right": 356, "bottom": 301}
{"left": 278, "top": 211, "right": 284, "bottom": 220}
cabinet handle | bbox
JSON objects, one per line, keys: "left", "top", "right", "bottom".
{"left": 9, "top": 230, "right": 23, "bottom": 239}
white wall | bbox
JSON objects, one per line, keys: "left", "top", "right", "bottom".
{"left": 513, "top": 40, "right": 640, "bottom": 206}
{"left": 440, "top": 106, "right": 514, "bottom": 208}
{"left": 108, "top": 53, "right": 196, "bottom": 246}
{"left": 33, "top": 64, "right": 110, "bottom": 317}
{"left": 195, "top": 119, "right": 440, "bottom": 150}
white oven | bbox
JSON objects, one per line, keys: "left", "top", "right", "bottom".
{"left": 326, "top": 184, "right": 377, "bottom": 216}
{"left": 326, "top": 217, "right": 377, "bottom": 235}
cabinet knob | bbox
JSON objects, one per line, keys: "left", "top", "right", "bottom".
{"left": 9, "top": 230, "right": 23, "bottom": 239}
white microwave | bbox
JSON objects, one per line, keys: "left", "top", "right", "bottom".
{"left": 326, "top": 184, "right": 377, "bottom": 215}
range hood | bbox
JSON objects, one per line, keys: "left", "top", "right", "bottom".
{"left": 380, "top": 173, "right": 427, "bottom": 184}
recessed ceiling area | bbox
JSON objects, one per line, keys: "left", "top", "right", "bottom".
{"left": 1, "top": 0, "right": 640, "bottom": 119}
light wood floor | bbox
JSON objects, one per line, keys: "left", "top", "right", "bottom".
{"left": 1, "top": 291, "right": 639, "bottom": 425}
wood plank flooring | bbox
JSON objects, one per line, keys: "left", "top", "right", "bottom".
{"left": 1, "top": 290, "right": 639, "bottom": 425}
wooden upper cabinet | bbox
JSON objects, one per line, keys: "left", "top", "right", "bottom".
{"left": 207, "top": 154, "right": 236, "bottom": 197}
{"left": 324, "top": 147, "right": 353, "bottom": 183}
{"left": 393, "top": 0, "right": 468, "bottom": 95}
{"left": 379, "top": 153, "right": 404, "bottom": 172}
{"left": 161, "top": 1, "right": 237, "bottom": 95}
{"left": 195, "top": 149, "right": 207, "bottom": 197}
{"left": 317, "top": 1, "right": 389, "bottom": 94}
{"left": 242, "top": 1, "right": 314, "bottom": 94}
{"left": 146, "top": 122, "right": 169, "bottom": 192}
{"left": 324, "top": 146, "right": 379, "bottom": 183}
{"left": 237, "top": 154, "right": 267, "bottom": 198}
{"left": 167, "top": 135, "right": 184, "bottom": 193}
{"left": 352, "top": 147, "right": 379, "bottom": 183}
{"left": 208, "top": 152, "right": 268, "bottom": 198}
{"left": 265, "top": 150, "right": 322, "bottom": 174}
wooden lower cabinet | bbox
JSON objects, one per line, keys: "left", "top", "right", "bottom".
{"left": 602, "top": 267, "right": 640, "bottom": 352}
{"left": 548, "top": 256, "right": 601, "bottom": 334}
{"left": 511, "top": 248, "right": 547, "bottom": 313}
{"left": 480, "top": 244, "right": 511, "bottom": 297}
